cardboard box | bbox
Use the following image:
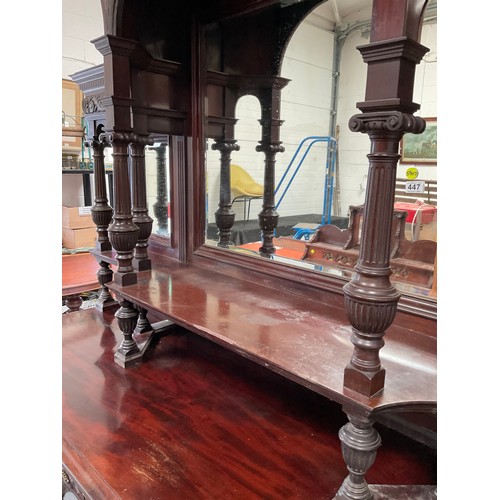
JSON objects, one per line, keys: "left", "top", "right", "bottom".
{"left": 62, "top": 227, "right": 96, "bottom": 249}
{"left": 62, "top": 205, "right": 94, "bottom": 229}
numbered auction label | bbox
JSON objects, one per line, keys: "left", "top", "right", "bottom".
{"left": 405, "top": 180, "right": 425, "bottom": 193}
{"left": 406, "top": 167, "right": 419, "bottom": 180}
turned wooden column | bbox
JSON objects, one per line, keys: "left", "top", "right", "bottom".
{"left": 135, "top": 307, "right": 152, "bottom": 334}
{"left": 255, "top": 83, "right": 286, "bottom": 256}
{"left": 335, "top": 409, "right": 381, "bottom": 500}
{"left": 343, "top": 113, "right": 426, "bottom": 397}
{"left": 341, "top": 0, "right": 430, "bottom": 398}
{"left": 86, "top": 127, "right": 113, "bottom": 252}
{"left": 256, "top": 131, "right": 283, "bottom": 255}
{"left": 95, "top": 260, "right": 116, "bottom": 311}
{"left": 114, "top": 298, "right": 140, "bottom": 368}
{"left": 212, "top": 138, "right": 240, "bottom": 248}
{"left": 101, "top": 131, "right": 139, "bottom": 286}
{"left": 130, "top": 134, "right": 154, "bottom": 271}
{"left": 151, "top": 143, "right": 170, "bottom": 236}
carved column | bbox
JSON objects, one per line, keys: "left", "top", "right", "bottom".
{"left": 211, "top": 138, "right": 240, "bottom": 248}
{"left": 101, "top": 131, "right": 139, "bottom": 286}
{"left": 335, "top": 410, "right": 381, "bottom": 500}
{"left": 341, "top": 2, "right": 430, "bottom": 397}
{"left": 256, "top": 123, "right": 284, "bottom": 256}
{"left": 130, "top": 134, "right": 154, "bottom": 271}
{"left": 135, "top": 307, "right": 152, "bottom": 334}
{"left": 343, "top": 112, "right": 426, "bottom": 396}
{"left": 95, "top": 260, "right": 116, "bottom": 311}
{"left": 255, "top": 82, "right": 287, "bottom": 256}
{"left": 114, "top": 298, "right": 140, "bottom": 368}
{"left": 87, "top": 126, "right": 113, "bottom": 252}
{"left": 151, "top": 143, "right": 170, "bottom": 236}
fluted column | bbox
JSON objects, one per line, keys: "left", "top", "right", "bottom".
{"left": 342, "top": 112, "right": 426, "bottom": 397}
{"left": 130, "top": 134, "right": 154, "bottom": 271}
{"left": 211, "top": 138, "right": 240, "bottom": 248}
{"left": 101, "top": 131, "right": 139, "bottom": 286}
{"left": 114, "top": 298, "right": 140, "bottom": 368}
{"left": 340, "top": 0, "right": 430, "bottom": 397}
{"left": 151, "top": 143, "right": 170, "bottom": 236}
{"left": 86, "top": 130, "right": 113, "bottom": 252}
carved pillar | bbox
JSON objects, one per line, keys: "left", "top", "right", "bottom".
{"left": 114, "top": 298, "right": 140, "bottom": 368}
{"left": 335, "top": 410, "right": 381, "bottom": 500}
{"left": 341, "top": 2, "right": 430, "bottom": 397}
{"left": 102, "top": 132, "right": 139, "bottom": 286}
{"left": 95, "top": 260, "right": 116, "bottom": 311}
{"left": 135, "top": 307, "right": 152, "bottom": 334}
{"left": 130, "top": 135, "right": 154, "bottom": 271}
{"left": 256, "top": 83, "right": 286, "bottom": 256}
{"left": 211, "top": 138, "right": 240, "bottom": 248}
{"left": 151, "top": 143, "right": 170, "bottom": 236}
{"left": 87, "top": 127, "right": 113, "bottom": 252}
{"left": 343, "top": 114, "right": 426, "bottom": 396}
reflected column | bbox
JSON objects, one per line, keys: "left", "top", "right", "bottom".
{"left": 130, "top": 134, "right": 154, "bottom": 271}
{"left": 151, "top": 142, "right": 170, "bottom": 237}
{"left": 212, "top": 138, "right": 240, "bottom": 248}
{"left": 256, "top": 83, "right": 286, "bottom": 256}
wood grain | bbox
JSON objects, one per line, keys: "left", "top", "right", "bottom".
{"left": 63, "top": 308, "right": 436, "bottom": 499}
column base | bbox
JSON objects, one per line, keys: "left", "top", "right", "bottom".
{"left": 344, "top": 364, "right": 386, "bottom": 397}
{"left": 113, "top": 271, "right": 137, "bottom": 287}
{"left": 133, "top": 257, "right": 151, "bottom": 271}
{"left": 114, "top": 319, "right": 176, "bottom": 368}
{"left": 114, "top": 345, "right": 143, "bottom": 368}
{"left": 95, "top": 240, "right": 112, "bottom": 252}
{"left": 95, "top": 296, "right": 118, "bottom": 312}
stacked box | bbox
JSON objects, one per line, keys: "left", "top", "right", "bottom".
{"left": 62, "top": 206, "right": 96, "bottom": 249}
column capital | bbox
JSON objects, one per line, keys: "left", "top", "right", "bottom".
{"left": 349, "top": 111, "right": 426, "bottom": 136}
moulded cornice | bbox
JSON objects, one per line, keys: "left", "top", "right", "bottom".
{"left": 91, "top": 35, "right": 138, "bottom": 57}
{"left": 357, "top": 37, "right": 429, "bottom": 64}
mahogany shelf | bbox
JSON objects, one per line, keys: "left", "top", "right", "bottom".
{"left": 107, "top": 252, "right": 437, "bottom": 416}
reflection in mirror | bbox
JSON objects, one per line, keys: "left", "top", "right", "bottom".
{"left": 146, "top": 138, "right": 171, "bottom": 238}
{"left": 204, "top": 0, "right": 437, "bottom": 301}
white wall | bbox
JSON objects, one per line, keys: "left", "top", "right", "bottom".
{"left": 62, "top": 0, "right": 104, "bottom": 79}
{"left": 336, "top": 20, "right": 438, "bottom": 216}
{"left": 62, "top": 0, "right": 104, "bottom": 207}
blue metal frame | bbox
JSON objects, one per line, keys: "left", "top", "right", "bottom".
{"left": 274, "top": 136, "right": 337, "bottom": 239}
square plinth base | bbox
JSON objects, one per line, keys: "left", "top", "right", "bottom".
{"left": 343, "top": 365, "right": 386, "bottom": 397}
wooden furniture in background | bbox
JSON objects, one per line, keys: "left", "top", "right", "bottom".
{"left": 62, "top": 253, "right": 116, "bottom": 312}
{"left": 303, "top": 205, "right": 437, "bottom": 288}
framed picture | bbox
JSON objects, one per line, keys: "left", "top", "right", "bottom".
{"left": 400, "top": 117, "right": 437, "bottom": 164}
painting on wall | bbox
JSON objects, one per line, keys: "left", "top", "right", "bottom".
{"left": 400, "top": 118, "right": 437, "bottom": 164}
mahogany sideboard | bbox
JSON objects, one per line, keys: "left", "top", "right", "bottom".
{"left": 64, "top": 1, "right": 438, "bottom": 498}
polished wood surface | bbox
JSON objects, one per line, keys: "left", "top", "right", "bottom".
{"left": 62, "top": 307, "right": 436, "bottom": 499}
{"left": 62, "top": 253, "right": 100, "bottom": 297}
{"left": 70, "top": 3, "right": 438, "bottom": 497}
{"left": 108, "top": 252, "right": 437, "bottom": 415}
